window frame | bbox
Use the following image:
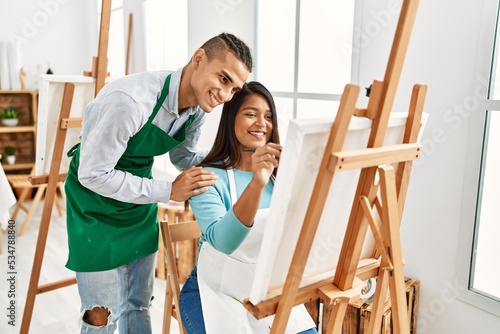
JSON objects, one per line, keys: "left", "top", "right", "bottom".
{"left": 456, "top": 0, "right": 500, "bottom": 317}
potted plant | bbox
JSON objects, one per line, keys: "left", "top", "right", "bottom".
{"left": 5, "top": 146, "right": 16, "bottom": 165}
{"left": 1, "top": 107, "right": 19, "bottom": 126}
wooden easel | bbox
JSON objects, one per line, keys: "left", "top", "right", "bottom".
{"left": 244, "top": 0, "right": 425, "bottom": 333}
{"left": 83, "top": 0, "right": 112, "bottom": 95}
{"left": 20, "top": 1, "right": 112, "bottom": 332}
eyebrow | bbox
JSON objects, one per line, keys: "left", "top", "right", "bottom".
{"left": 221, "top": 70, "right": 244, "bottom": 91}
{"left": 242, "top": 106, "right": 272, "bottom": 113}
{"left": 221, "top": 70, "right": 233, "bottom": 84}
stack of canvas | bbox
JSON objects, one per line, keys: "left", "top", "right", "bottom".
{"left": 0, "top": 40, "right": 22, "bottom": 90}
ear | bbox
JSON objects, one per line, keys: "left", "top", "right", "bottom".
{"left": 191, "top": 48, "right": 206, "bottom": 68}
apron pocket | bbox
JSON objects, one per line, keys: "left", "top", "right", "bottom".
{"left": 220, "top": 255, "right": 256, "bottom": 303}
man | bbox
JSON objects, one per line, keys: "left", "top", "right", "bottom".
{"left": 64, "top": 32, "right": 253, "bottom": 333}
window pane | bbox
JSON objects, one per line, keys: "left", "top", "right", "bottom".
{"left": 472, "top": 110, "right": 500, "bottom": 299}
{"left": 274, "top": 97, "right": 294, "bottom": 120}
{"left": 298, "top": 1, "right": 354, "bottom": 94}
{"left": 257, "top": 0, "right": 296, "bottom": 92}
{"left": 145, "top": 0, "right": 188, "bottom": 71}
{"left": 273, "top": 97, "right": 294, "bottom": 143}
{"left": 296, "top": 99, "right": 339, "bottom": 119}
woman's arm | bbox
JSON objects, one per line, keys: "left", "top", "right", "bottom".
{"left": 189, "top": 169, "right": 251, "bottom": 254}
{"left": 189, "top": 143, "right": 281, "bottom": 253}
{"left": 232, "top": 143, "right": 281, "bottom": 227}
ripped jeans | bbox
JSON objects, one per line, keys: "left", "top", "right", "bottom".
{"left": 75, "top": 253, "right": 156, "bottom": 333}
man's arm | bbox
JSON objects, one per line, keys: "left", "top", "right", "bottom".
{"left": 169, "top": 110, "right": 209, "bottom": 170}
{"left": 78, "top": 91, "right": 171, "bottom": 204}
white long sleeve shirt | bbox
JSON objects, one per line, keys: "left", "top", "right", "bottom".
{"left": 77, "top": 68, "right": 208, "bottom": 205}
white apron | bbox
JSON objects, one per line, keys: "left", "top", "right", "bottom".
{"left": 197, "top": 169, "right": 316, "bottom": 334}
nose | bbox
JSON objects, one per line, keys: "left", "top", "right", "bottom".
{"left": 221, "top": 88, "right": 233, "bottom": 103}
{"left": 255, "top": 114, "right": 266, "bottom": 126}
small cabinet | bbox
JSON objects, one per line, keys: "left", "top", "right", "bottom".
{"left": 0, "top": 90, "right": 38, "bottom": 173}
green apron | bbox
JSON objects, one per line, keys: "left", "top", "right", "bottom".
{"left": 65, "top": 74, "right": 195, "bottom": 272}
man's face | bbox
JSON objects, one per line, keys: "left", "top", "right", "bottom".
{"left": 191, "top": 51, "right": 250, "bottom": 112}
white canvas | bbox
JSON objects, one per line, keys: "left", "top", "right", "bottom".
{"left": 249, "top": 112, "right": 428, "bottom": 304}
{"left": 36, "top": 75, "right": 98, "bottom": 176}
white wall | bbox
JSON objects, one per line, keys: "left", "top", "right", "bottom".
{"left": 0, "top": 0, "right": 96, "bottom": 89}
{"left": 2, "top": 0, "right": 500, "bottom": 332}
{"left": 123, "top": 0, "right": 147, "bottom": 74}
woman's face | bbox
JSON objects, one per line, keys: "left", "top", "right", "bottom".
{"left": 234, "top": 93, "right": 273, "bottom": 151}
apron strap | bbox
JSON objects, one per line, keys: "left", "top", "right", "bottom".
{"left": 227, "top": 169, "right": 275, "bottom": 206}
{"left": 227, "top": 169, "right": 238, "bottom": 206}
{"left": 148, "top": 73, "right": 172, "bottom": 122}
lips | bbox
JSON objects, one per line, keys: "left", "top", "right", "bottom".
{"left": 249, "top": 131, "right": 266, "bottom": 137}
{"left": 209, "top": 91, "right": 223, "bottom": 107}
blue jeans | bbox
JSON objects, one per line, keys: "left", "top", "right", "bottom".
{"left": 179, "top": 268, "right": 205, "bottom": 334}
{"left": 75, "top": 253, "right": 156, "bottom": 333}
{"left": 179, "top": 267, "right": 318, "bottom": 334}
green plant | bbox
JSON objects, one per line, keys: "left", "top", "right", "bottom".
{"left": 5, "top": 146, "right": 16, "bottom": 156}
{"left": 1, "top": 107, "right": 19, "bottom": 119}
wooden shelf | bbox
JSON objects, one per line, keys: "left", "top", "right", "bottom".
{"left": 0, "top": 90, "right": 38, "bottom": 174}
{"left": 0, "top": 89, "right": 38, "bottom": 94}
{"left": 0, "top": 125, "right": 36, "bottom": 133}
{"left": 1, "top": 162, "right": 34, "bottom": 172}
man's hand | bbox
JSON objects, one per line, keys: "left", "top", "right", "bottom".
{"left": 170, "top": 166, "right": 217, "bottom": 202}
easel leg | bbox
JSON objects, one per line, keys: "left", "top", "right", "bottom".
{"left": 20, "top": 184, "right": 59, "bottom": 333}
{"left": 367, "top": 264, "right": 391, "bottom": 333}
{"left": 54, "top": 188, "right": 64, "bottom": 216}
{"left": 367, "top": 166, "right": 410, "bottom": 334}
{"left": 18, "top": 184, "right": 46, "bottom": 236}
{"left": 325, "top": 298, "right": 349, "bottom": 334}
{"left": 381, "top": 167, "right": 410, "bottom": 334}
{"left": 11, "top": 187, "right": 30, "bottom": 220}
{"left": 20, "top": 83, "right": 76, "bottom": 334}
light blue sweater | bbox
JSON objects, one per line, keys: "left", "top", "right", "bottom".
{"left": 188, "top": 167, "right": 274, "bottom": 255}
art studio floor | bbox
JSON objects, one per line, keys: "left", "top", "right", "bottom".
{"left": 0, "top": 198, "right": 180, "bottom": 334}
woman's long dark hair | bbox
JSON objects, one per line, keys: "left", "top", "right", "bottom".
{"left": 199, "top": 81, "right": 280, "bottom": 175}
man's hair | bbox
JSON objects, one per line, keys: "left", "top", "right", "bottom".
{"left": 200, "top": 33, "right": 253, "bottom": 72}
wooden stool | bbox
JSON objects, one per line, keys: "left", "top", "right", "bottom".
{"left": 7, "top": 174, "right": 65, "bottom": 236}
{"left": 157, "top": 201, "right": 196, "bottom": 281}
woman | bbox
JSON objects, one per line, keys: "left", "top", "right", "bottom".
{"left": 179, "top": 81, "right": 318, "bottom": 333}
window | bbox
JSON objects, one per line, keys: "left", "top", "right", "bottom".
{"left": 471, "top": 109, "right": 500, "bottom": 299}
{"left": 457, "top": 0, "right": 500, "bottom": 316}
{"left": 145, "top": 0, "right": 188, "bottom": 71}
{"left": 256, "top": 0, "right": 355, "bottom": 119}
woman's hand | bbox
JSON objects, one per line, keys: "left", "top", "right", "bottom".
{"left": 250, "top": 142, "right": 282, "bottom": 187}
